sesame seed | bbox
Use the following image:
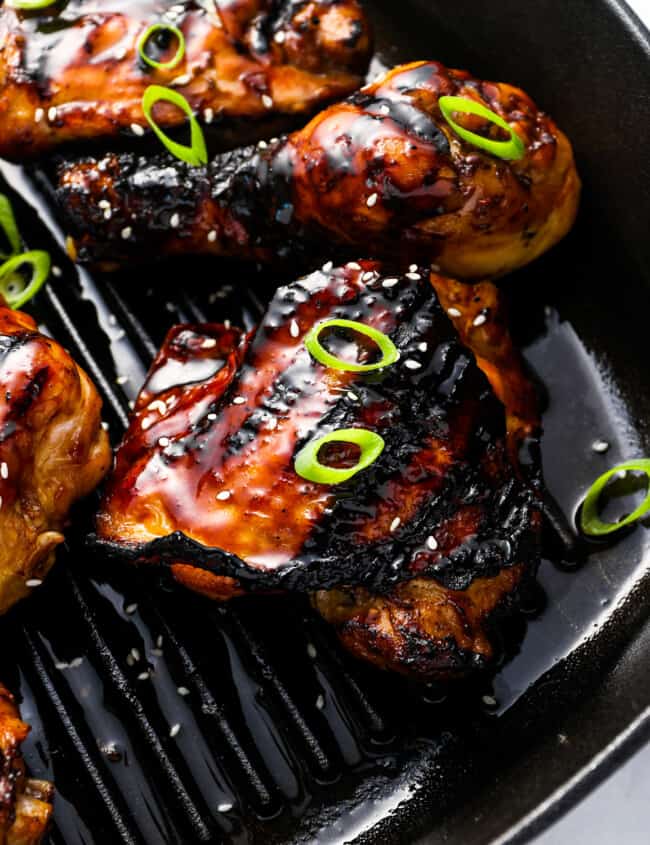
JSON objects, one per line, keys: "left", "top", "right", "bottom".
{"left": 306, "top": 643, "right": 317, "bottom": 659}
{"left": 406, "top": 272, "right": 421, "bottom": 281}
{"left": 216, "top": 490, "right": 231, "bottom": 501}
{"left": 125, "top": 603, "right": 138, "bottom": 615}
{"left": 204, "top": 107, "right": 214, "bottom": 124}
{"left": 409, "top": 264, "right": 418, "bottom": 272}
{"left": 121, "top": 226, "right": 132, "bottom": 239}
{"left": 158, "top": 436, "right": 171, "bottom": 447}
{"left": 315, "top": 694, "right": 325, "bottom": 710}
{"left": 347, "top": 391, "right": 359, "bottom": 401}
{"left": 379, "top": 104, "right": 390, "bottom": 115}
{"left": 103, "top": 208, "right": 112, "bottom": 220}
{"left": 201, "top": 338, "right": 217, "bottom": 349}
{"left": 207, "top": 230, "right": 217, "bottom": 242}
{"left": 126, "top": 654, "right": 135, "bottom": 667}
{"left": 472, "top": 314, "right": 486, "bottom": 328}
{"left": 390, "top": 517, "right": 401, "bottom": 532}
{"left": 257, "top": 140, "right": 268, "bottom": 150}
{"left": 47, "top": 106, "right": 57, "bottom": 122}
{"left": 156, "top": 635, "right": 164, "bottom": 648}
{"left": 382, "top": 277, "right": 399, "bottom": 288}
{"left": 137, "top": 671, "right": 150, "bottom": 681}
{"left": 34, "top": 107, "right": 44, "bottom": 123}
{"left": 70, "top": 657, "right": 83, "bottom": 668}
{"left": 170, "top": 213, "right": 180, "bottom": 228}
{"left": 217, "top": 802, "right": 233, "bottom": 813}
{"left": 55, "top": 661, "right": 69, "bottom": 670}
{"left": 207, "top": 412, "right": 217, "bottom": 421}
{"left": 482, "top": 695, "right": 498, "bottom": 708}
{"left": 130, "top": 648, "right": 141, "bottom": 662}
{"left": 426, "top": 535, "right": 438, "bottom": 551}
{"left": 101, "top": 421, "right": 110, "bottom": 431}
{"left": 177, "top": 686, "right": 190, "bottom": 696}
{"left": 169, "top": 723, "right": 181, "bottom": 738}
{"left": 322, "top": 261, "right": 333, "bottom": 272}
{"left": 404, "top": 359, "right": 422, "bottom": 370}
{"left": 447, "top": 307, "right": 461, "bottom": 318}
{"left": 141, "top": 418, "right": 153, "bottom": 431}
{"left": 0, "top": 462, "right": 8, "bottom": 479}
{"left": 26, "top": 578, "right": 43, "bottom": 588}
{"left": 232, "top": 396, "right": 245, "bottom": 405}
{"left": 148, "top": 399, "right": 167, "bottom": 415}
{"left": 115, "top": 375, "right": 129, "bottom": 385}
{"left": 131, "top": 123, "right": 145, "bottom": 137}
{"left": 289, "top": 319, "right": 300, "bottom": 338}
{"left": 418, "top": 342, "right": 428, "bottom": 352}
{"left": 347, "top": 261, "right": 361, "bottom": 270}
{"left": 223, "top": 319, "right": 231, "bottom": 329}
{"left": 366, "top": 192, "right": 378, "bottom": 207}
{"left": 171, "top": 73, "right": 192, "bottom": 86}
{"left": 274, "top": 30, "right": 286, "bottom": 43}
{"left": 52, "top": 265, "right": 62, "bottom": 278}
{"left": 361, "top": 271, "right": 375, "bottom": 282}
{"left": 261, "top": 94, "right": 273, "bottom": 109}
{"left": 592, "top": 439, "right": 610, "bottom": 453}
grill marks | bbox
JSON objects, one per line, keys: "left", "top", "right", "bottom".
{"left": 95, "top": 263, "right": 541, "bottom": 600}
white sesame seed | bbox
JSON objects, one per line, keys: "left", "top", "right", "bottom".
{"left": 404, "top": 359, "right": 422, "bottom": 370}
{"left": 217, "top": 802, "right": 233, "bottom": 813}
{"left": 426, "top": 535, "right": 438, "bottom": 551}
{"left": 406, "top": 272, "right": 421, "bottom": 281}
{"left": 382, "top": 277, "right": 399, "bottom": 288}
{"left": 101, "top": 421, "right": 110, "bottom": 431}
{"left": 116, "top": 375, "right": 129, "bottom": 385}
{"left": 418, "top": 342, "right": 428, "bottom": 352}
{"left": 482, "top": 695, "right": 498, "bottom": 708}
{"left": 347, "top": 391, "right": 359, "bottom": 401}
{"left": 207, "top": 412, "right": 217, "bottom": 421}
{"left": 216, "top": 490, "right": 231, "bottom": 501}
{"left": 361, "top": 271, "right": 375, "bottom": 282}
{"left": 47, "top": 106, "right": 57, "bottom": 122}
{"left": 232, "top": 396, "right": 245, "bottom": 405}
{"left": 204, "top": 107, "right": 214, "bottom": 124}
{"left": 130, "top": 648, "right": 141, "bottom": 662}
{"left": 52, "top": 265, "right": 62, "bottom": 278}
{"left": 169, "top": 723, "right": 181, "bottom": 738}
{"left": 261, "top": 94, "right": 273, "bottom": 109}
{"left": 223, "top": 319, "right": 231, "bottom": 329}
{"left": 257, "top": 140, "right": 268, "bottom": 150}
{"left": 177, "top": 686, "right": 190, "bottom": 696}
{"left": 592, "top": 439, "right": 610, "bottom": 453}
{"left": 126, "top": 654, "right": 135, "bottom": 667}
{"left": 379, "top": 104, "right": 390, "bottom": 115}
{"left": 141, "top": 417, "right": 153, "bottom": 431}
{"left": 34, "top": 108, "right": 44, "bottom": 123}
{"left": 473, "top": 314, "right": 487, "bottom": 327}
{"left": 306, "top": 643, "right": 317, "bottom": 659}
{"left": 131, "top": 123, "right": 145, "bottom": 137}
{"left": 347, "top": 261, "right": 361, "bottom": 270}
{"left": 148, "top": 399, "right": 167, "bottom": 415}
{"left": 366, "top": 192, "right": 378, "bottom": 207}
{"left": 322, "top": 261, "right": 333, "bottom": 272}
{"left": 447, "top": 307, "right": 461, "bottom": 318}
{"left": 289, "top": 319, "right": 300, "bottom": 338}
{"left": 26, "top": 578, "right": 43, "bottom": 587}
{"left": 156, "top": 635, "right": 164, "bottom": 648}
{"left": 390, "top": 517, "right": 401, "bottom": 532}
{"left": 158, "top": 436, "right": 171, "bottom": 447}
{"left": 70, "top": 657, "right": 83, "bottom": 668}
{"left": 121, "top": 226, "right": 132, "bottom": 239}
{"left": 104, "top": 208, "right": 112, "bottom": 220}
{"left": 125, "top": 603, "right": 138, "bottom": 615}
{"left": 55, "top": 661, "right": 69, "bottom": 670}
{"left": 409, "top": 264, "right": 418, "bottom": 272}
{"left": 170, "top": 213, "right": 180, "bottom": 228}
{"left": 207, "top": 230, "right": 217, "bottom": 242}
{"left": 315, "top": 694, "right": 325, "bottom": 710}
{"left": 137, "top": 671, "right": 150, "bottom": 681}
{"left": 274, "top": 30, "right": 286, "bottom": 43}
{"left": 128, "top": 400, "right": 135, "bottom": 410}
{"left": 0, "top": 462, "right": 8, "bottom": 480}
{"left": 171, "top": 73, "right": 192, "bottom": 86}
{"left": 200, "top": 338, "right": 217, "bottom": 349}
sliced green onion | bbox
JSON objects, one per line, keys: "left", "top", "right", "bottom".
{"left": 304, "top": 318, "right": 399, "bottom": 373}
{"left": 137, "top": 24, "right": 186, "bottom": 71}
{"left": 0, "top": 194, "right": 21, "bottom": 259}
{"left": 142, "top": 85, "right": 207, "bottom": 167}
{"left": 580, "top": 459, "right": 650, "bottom": 537}
{"left": 6, "top": 0, "right": 58, "bottom": 9}
{"left": 439, "top": 95, "right": 525, "bottom": 161}
{"left": 0, "top": 250, "right": 51, "bottom": 310}
{"left": 294, "top": 428, "right": 385, "bottom": 485}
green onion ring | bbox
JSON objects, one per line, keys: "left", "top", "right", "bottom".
{"left": 0, "top": 250, "right": 51, "bottom": 310}
{"left": 580, "top": 459, "right": 650, "bottom": 537}
{"left": 137, "top": 23, "right": 186, "bottom": 71}
{"left": 304, "top": 318, "right": 400, "bottom": 373}
{"left": 0, "top": 194, "right": 22, "bottom": 259}
{"left": 438, "top": 95, "right": 525, "bottom": 161}
{"left": 6, "top": 0, "right": 58, "bottom": 9}
{"left": 294, "top": 428, "right": 385, "bottom": 485}
{"left": 142, "top": 85, "right": 207, "bottom": 166}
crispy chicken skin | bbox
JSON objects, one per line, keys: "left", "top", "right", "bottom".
{"left": 95, "top": 263, "right": 542, "bottom": 680}
{"left": 0, "top": 684, "right": 53, "bottom": 845}
{"left": 0, "top": 0, "right": 372, "bottom": 161}
{"left": 0, "top": 302, "right": 111, "bottom": 615}
{"left": 59, "top": 60, "right": 579, "bottom": 279}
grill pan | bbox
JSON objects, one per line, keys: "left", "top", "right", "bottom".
{"left": 2, "top": 0, "right": 650, "bottom": 842}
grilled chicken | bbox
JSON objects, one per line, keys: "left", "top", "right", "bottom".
{"left": 0, "top": 684, "right": 53, "bottom": 845}
{"left": 0, "top": 302, "right": 111, "bottom": 615}
{"left": 95, "top": 262, "right": 542, "bottom": 679}
{"left": 59, "top": 60, "right": 579, "bottom": 279}
{"left": 0, "top": 0, "right": 371, "bottom": 161}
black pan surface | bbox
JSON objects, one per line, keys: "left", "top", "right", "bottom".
{"left": 1, "top": 1, "right": 650, "bottom": 843}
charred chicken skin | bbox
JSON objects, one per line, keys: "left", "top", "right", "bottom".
{"left": 0, "top": 684, "right": 53, "bottom": 845}
{"left": 95, "top": 263, "right": 542, "bottom": 679}
{"left": 0, "top": 303, "right": 111, "bottom": 615}
{"left": 0, "top": 0, "right": 371, "bottom": 161}
{"left": 59, "top": 60, "right": 579, "bottom": 279}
